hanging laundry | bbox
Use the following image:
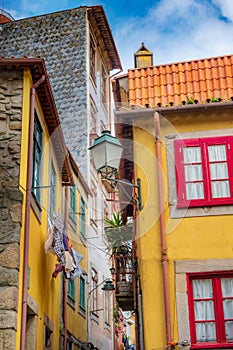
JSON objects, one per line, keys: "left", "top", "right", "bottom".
{"left": 52, "top": 263, "right": 63, "bottom": 278}
{"left": 70, "top": 247, "right": 84, "bottom": 280}
{"left": 44, "top": 212, "right": 66, "bottom": 267}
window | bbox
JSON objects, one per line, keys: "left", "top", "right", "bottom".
{"left": 69, "top": 186, "right": 76, "bottom": 224}
{"left": 49, "top": 162, "right": 56, "bottom": 218}
{"left": 90, "top": 35, "right": 96, "bottom": 84}
{"left": 67, "top": 279, "right": 75, "bottom": 301}
{"left": 174, "top": 136, "right": 233, "bottom": 208}
{"left": 91, "top": 268, "right": 98, "bottom": 313}
{"left": 90, "top": 97, "right": 97, "bottom": 135}
{"left": 101, "top": 66, "right": 107, "bottom": 105}
{"left": 79, "top": 275, "right": 86, "bottom": 311}
{"left": 32, "top": 112, "right": 43, "bottom": 203}
{"left": 187, "top": 272, "right": 233, "bottom": 347}
{"left": 80, "top": 197, "right": 86, "bottom": 240}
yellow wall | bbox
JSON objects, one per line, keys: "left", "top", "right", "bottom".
{"left": 133, "top": 110, "right": 233, "bottom": 350}
{"left": 66, "top": 181, "right": 89, "bottom": 341}
{"left": 19, "top": 68, "right": 63, "bottom": 349}
{"left": 18, "top": 68, "right": 88, "bottom": 349}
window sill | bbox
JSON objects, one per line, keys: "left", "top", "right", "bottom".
{"left": 78, "top": 306, "right": 86, "bottom": 318}
{"left": 90, "top": 312, "right": 99, "bottom": 324}
{"left": 67, "top": 297, "right": 75, "bottom": 310}
{"left": 80, "top": 233, "right": 86, "bottom": 246}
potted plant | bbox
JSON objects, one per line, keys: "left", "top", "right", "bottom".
{"left": 104, "top": 212, "right": 133, "bottom": 284}
{"left": 104, "top": 212, "right": 133, "bottom": 251}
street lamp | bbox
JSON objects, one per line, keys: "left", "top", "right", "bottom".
{"left": 89, "top": 130, "right": 142, "bottom": 210}
{"left": 88, "top": 278, "right": 115, "bottom": 297}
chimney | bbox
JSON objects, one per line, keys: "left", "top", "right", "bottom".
{"left": 134, "top": 42, "right": 153, "bottom": 68}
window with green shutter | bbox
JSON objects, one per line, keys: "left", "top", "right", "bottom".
{"left": 69, "top": 185, "right": 76, "bottom": 224}
{"left": 67, "top": 279, "right": 75, "bottom": 301}
{"left": 32, "top": 112, "right": 43, "bottom": 203}
{"left": 80, "top": 197, "right": 86, "bottom": 240}
{"left": 49, "top": 162, "right": 56, "bottom": 218}
{"left": 79, "top": 276, "right": 86, "bottom": 311}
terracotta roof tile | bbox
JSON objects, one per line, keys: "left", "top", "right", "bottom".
{"left": 127, "top": 54, "right": 233, "bottom": 107}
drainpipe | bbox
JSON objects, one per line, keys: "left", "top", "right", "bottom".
{"left": 132, "top": 199, "right": 141, "bottom": 350}
{"left": 20, "top": 75, "right": 45, "bottom": 350}
{"left": 154, "top": 112, "right": 172, "bottom": 350}
{"left": 63, "top": 186, "right": 69, "bottom": 350}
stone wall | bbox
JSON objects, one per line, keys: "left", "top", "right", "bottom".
{"left": 0, "top": 68, "right": 23, "bottom": 349}
{"left": 0, "top": 8, "right": 88, "bottom": 176}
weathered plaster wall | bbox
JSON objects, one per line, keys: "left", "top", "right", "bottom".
{"left": 0, "top": 68, "right": 23, "bottom": 349}
{"left": 0, "top": 8, "right": 88, "bottom": 176}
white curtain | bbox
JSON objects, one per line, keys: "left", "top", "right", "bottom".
{"left": 222, "top": 278, "right": 233, "bottom": 340}
{"left": 208, "top": 145, "right": 230, "bottom": 198}
{"left": 184, "top": 147, "right": 204, "bottom": 200}
{"left": 193, "top": 279, "right": 216, "bottom": 342}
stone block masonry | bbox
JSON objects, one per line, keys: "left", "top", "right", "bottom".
{"left": 0, "top": 68, "right": 23, "bottom": 348}
{"left": 0, "top": 7, "right": 89, "bottom": 176}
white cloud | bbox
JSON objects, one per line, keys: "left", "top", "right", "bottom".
{"left": 115, "top": 0, "right": 233, "bottom": 72}
{"left": 212, "top": 0, "right": 233, "bottom": 21}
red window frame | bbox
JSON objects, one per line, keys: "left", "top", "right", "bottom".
{"left": 174, "top": 136, "right": 233, "bottom": 208}
{"left": 187, "top": 271, "right": 233, "bottom": 349}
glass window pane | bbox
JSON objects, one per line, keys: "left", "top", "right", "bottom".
{"left": 185, "top": 164, "right": 203, "bottom": 181}
{"left": 184, "top": 147, "right": 201, "bottom": 163}
{"left": 193, "top": 279, "right": 213, "bottom": 299}
{"left": 224, "top": 300, "right": 233, "bottom": 319}
{"left": 196, "top": 322, "right": 216, "bottom": 342}
{"left": 211, "top": 181, "right": 230, "bottom": 198}
{"left": 221, "top": 278, "right": 233, "bottom": 297}
{"left": 225, "top": 321, "right": 233, "bottom": 340}
{"left": 208, "top": 145, "right": 226, "bottom": 161}
{"left": 186, "top": 183, "right": 204, "bottom": 200}
{"left": 194, "top": 301, "right": 215, "bottom": 320}
{"left": 210, "top": 163, "right": 228, "bottom": 180}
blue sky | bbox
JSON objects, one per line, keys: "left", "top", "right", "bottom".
{"left": 3, "top": 0, "right": 233, "bottom": 72}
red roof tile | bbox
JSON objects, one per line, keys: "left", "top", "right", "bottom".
{"left": 127, "top": 54, "right": 233, "bottom": 107}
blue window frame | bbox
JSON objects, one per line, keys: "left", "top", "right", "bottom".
{"left": 49, "top": 162, "right": 56, "bottom": 218}
{"left": 80, "top": 197, "right": 86, "bottom": 239}
{"left": 79, "top": 275, "right": 86, "bottom": 310}
{"left": 32, "top": 112, "right": 43, "bottom": 203}
{"left": 67, "top": 279, "right": 75, "bottom": 301}
{"left": 69, "top": 185, "right": 76, "bottom": 224}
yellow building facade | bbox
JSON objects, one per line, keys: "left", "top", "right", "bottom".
{"left": 113, "top": 52, "right": 233, "bottom": 350}
{"left": 0, "top": 58, "right": 89, "bottom": 350}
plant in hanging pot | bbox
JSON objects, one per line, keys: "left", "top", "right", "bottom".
{"left": 104, "top": 212, "right": 133, "bottom": 250}
{"left": 104, "top": 212, "right": 133, "bottom": 283}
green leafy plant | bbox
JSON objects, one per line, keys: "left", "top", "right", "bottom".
{"left": 210, "top": 97, "right": 221, "bottom": 102}
{"left": 186, "top": 96, "right": 195, "bottom": 104}
{"left": 104, "top": 212, "right": 132, "bottom": 254}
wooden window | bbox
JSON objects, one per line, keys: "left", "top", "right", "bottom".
{"left": 101, "top": 66, "right": 107, "bottom": 105}
{"left": 91, "top": 268, "right": 98, "bottom": 314}
{"left": 174, "top": 136, "right": 233, "bottom": 208}
{"left": 49, "top": 161, "right": 56, "bottom": 218}
{"left": 79, "top": 275, "right": 86, "bottom": 311}
{"left": 80, "top": 196, "right": 86, "bottom": 240}
{"left": 90, "top": 35, "right": 96, "bottom": 84}
{"left": 187, "top": 272, "right": 233, "bottom": 348}
{"left": 67, "top": 279, "right": 75, "bottom": 301}
{"left": 32, "top": 112, "right": 43, "bottom": 203}
{"left": 69, "top": 185, "right": 76, "bottom": 224}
